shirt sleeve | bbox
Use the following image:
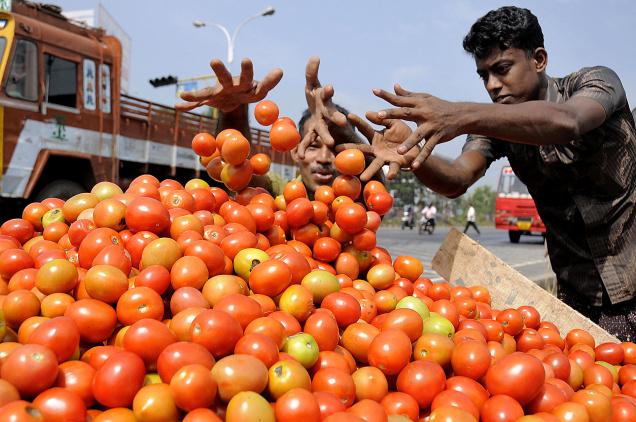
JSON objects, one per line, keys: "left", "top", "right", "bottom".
{"left": 568, "top": 66, "right": 627, "bottom": 117}
{"left": 462, "top": 134, "right": 505, "bottom": 168}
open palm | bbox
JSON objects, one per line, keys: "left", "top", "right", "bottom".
{"left": 337, "top": 112, "right": 418, "bottom": 181}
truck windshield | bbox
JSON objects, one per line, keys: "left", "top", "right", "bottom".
{"left": 6, "top": 38, "right": 38, "bottom": 101}
{"left": 497, "top": 168, "right": 530, "bottom": 198}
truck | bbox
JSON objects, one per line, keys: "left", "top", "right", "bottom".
{"left": 0, "top": 0, "right": 295, "bottom": 212}
{"left": 494, "top": 165, "right": 546, "bottom": 243}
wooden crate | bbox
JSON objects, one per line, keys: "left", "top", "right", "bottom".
{"left": 431, "top": 228, "right": 618, "bottom": 344}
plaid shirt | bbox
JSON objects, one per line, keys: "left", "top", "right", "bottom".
{"left": 463, "top": 66, "right": 636, "bottom": 306}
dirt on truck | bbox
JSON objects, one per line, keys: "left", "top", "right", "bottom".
{"left": 0, "top": 0, "right": 294, "bottom": 217}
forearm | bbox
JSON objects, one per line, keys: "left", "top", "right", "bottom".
{"left": 216, "top": 104, "right": 251, "bottom": 141}
{"left": 458, "top": 101, "right": 581, "bottom": 145}
{"left": 413, "top": 151, "right": 486, "bottom": 198}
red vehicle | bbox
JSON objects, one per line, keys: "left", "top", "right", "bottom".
{"left": 495, "top": 166, "right": 546, "bottom": 243}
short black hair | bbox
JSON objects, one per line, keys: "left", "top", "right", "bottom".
{"left": 463, "top": 6, "right": 544, "bottom": 60}
{"left": 297, "top": 103, "right": 355, "bottom": 142}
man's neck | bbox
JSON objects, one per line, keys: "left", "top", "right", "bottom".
{"left": 536, "top": 74, "right": 550, "bottom": 101}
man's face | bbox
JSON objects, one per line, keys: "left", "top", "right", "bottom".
{"left": 475, "top": 47, "right": 545, "bottom": 104}
{"left": 291, "top": 130, "right": 337, "bottom": 195}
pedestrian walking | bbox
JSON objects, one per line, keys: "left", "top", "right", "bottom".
{"left": 464, "top": 205, "right": 480, "bottom": 234}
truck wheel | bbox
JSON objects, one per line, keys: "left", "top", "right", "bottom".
{"left": 508, "top": 230, "right": 521, "bottom": 244}
{"left": 34, "top": 179, "right": 85, "bottom": 201}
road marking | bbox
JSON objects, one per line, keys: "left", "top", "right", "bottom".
{"left": 510, "top": 259, "right": 547, "bottom": 268}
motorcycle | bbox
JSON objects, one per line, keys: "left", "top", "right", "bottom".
{"left": 401, "top": 211, "right": 415, "bottom": 230}
{"left": 419, "top": 217, "right": 435, "bottom": 235}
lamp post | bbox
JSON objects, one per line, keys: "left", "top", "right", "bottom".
{"left": 193, "top": 6, "right": 275, "bottom": 64}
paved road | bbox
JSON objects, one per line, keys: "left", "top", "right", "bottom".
{"left": 376, "top": 225, "right": 556, "bottom": 286}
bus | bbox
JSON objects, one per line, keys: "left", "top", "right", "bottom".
{"left": 495, "top": 166, "right": 546, "bottom": 243}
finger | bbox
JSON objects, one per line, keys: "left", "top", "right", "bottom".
{"left": 210, "top": 59, "right": 233, "bottom": 87}
{"left": 394, "top": 83, "right": 413, "bottom": 96}
{"left": 179, "top": 85, "right": 217, "bottom": 102}
{"left": 326, "top": 108, "right": 347, "bottom": 127}
{"left": 254, "top": 68, "right": 284, "bottom": 99}
{"left": 412, "top": 134, "right": 441, "bottom": 169}
{"left": 175, "top": 101, "right": 203, "bottom": 111}
{"left": 315, "top": 122, "right": 335, "bottom": 147}
{"left": 395, "top": 83, "right": 430, "bottom": 99}
{"left": 239, "top": 58, "right": 254, "bottom": 88}
{"left": 376, "top": 107, "right": 416, "bottom": 121}
{"left": 347, "top": 113, "right": 375, "bottom": 142}
{"left": 398, "top": 125, "right": 428, "bottom": 154}
{"left": 365, "top": 111, "right": 391, "bottom": 126}
{"left": 387, "top": 162, "right": 401, "bottom": 180}
{"left": 335, "top": 143, "right": 374, "bottom": 154}
{"left": 305, "top": 56, "right": 321, "bottom": 88}
{"left": 372, "top": 88, "right": 414, "bottom": 107}
{"left": 296, "top": 130, "right": 315, "bottom": 159}
{"left": 360, "top": 157, "right": 385, "bottom": 182}
{"left": 321, "top": 84, "right": 335, "bottom": 101}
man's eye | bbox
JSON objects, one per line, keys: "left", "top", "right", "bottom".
{"left": 496, "top": 65, "right": 510, "bottom": 74}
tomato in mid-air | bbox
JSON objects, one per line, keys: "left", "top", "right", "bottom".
{"left": 254, "top": 100, "right": 280, "bottom": 126}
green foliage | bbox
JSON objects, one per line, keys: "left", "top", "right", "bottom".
{"left": 459, "top": 185, "right": 496, "bottom": 224}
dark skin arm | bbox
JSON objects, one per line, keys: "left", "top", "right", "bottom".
{"left": 176, "top": 58, "right": 283, "bottom": 140}
{"left": 374, "top": 84, "right": 607, "bottom": 169}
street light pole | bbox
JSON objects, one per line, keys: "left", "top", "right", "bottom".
{"left": 193, "top": 6, "right": 275, "bottom": 64}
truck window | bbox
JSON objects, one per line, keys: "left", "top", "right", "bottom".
{"left": 5, "top": 39, "right": 38, "bottom": 101}
{"left": 45, "top": 54, "right": 77, "bottom": 108}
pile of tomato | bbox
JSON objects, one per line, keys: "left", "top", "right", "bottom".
{"left": 0, "top": 103, "right": 635, "bottom": 422}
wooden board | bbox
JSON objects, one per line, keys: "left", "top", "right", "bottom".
{"left": 431, "top": 228, "right": 618, "bottom": 344}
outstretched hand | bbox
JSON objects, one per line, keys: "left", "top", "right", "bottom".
{"left": 336, "top": 112, "right": 417, "bottom": 181}
{"left": 176, "top": 58, "right": 283, "bottom": 113}
{"left": 373, "top": 84, "right": 461, "bottom": 168}
{"left": 296, "top": 56, "right": 348, "bottom": 159}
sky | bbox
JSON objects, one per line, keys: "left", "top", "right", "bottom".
{"left": 53, "top": 0, "right": 636, "bottom": 189}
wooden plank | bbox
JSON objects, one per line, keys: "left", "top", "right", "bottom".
{"left": 431, "top": 228, "right": 618, "bottom": 344}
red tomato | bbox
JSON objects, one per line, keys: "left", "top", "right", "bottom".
{"left": 249, "top": 259, "right": 292, "bottom": 297}
{"left": 380, "top": 392, "right": 419, "bottom": 421}
{"left": 269, "top": 120, "right": 301, "bottom": 151}
{"left": 64, "top": 298, "right": 117, "bottom": 344}
{"left": 92, "top": 350, "right": 146, "bottom": 408}
{"left": 312, "top": 368, "right": 356, "bottom": 408}
{"left": 431, "top": 390, "right": 480, "bottom": 420}
{"left": 314, "top": 391, "right": 347, "bottom": 420}
{"left": 335, "top": 203, "right": 367, "bottom": 234}
{"left": 368, "top": 329, "right": 412, "bottom": 376}
{"left": 191, "top": 132, "right": 216, "bottom": 157}
{"left": 124, "top": 197, "right": 170, "bottom": 234}
{"left": 170, "top": 364, "right": 218, "bottom": 411}
{"left": 157, "top": 341, "right": 215, "bottom": 383}
{"left": 275, "top": 387, "right": 320, "bottom": 422}
{"left": 28, "top": 316, "right": 80, "bottom": 363}
{"left": 213, "top": 293, "right": 262, "bottom": 330}
{"left": 485, "top": 352, "right": 546, "bottom": 405}
{"left": 116, "top": 286, "right": 165, "bottom": 325}
{"left": 255, "top": 100, "right": 280, "bottom": 126}
{"left": 56, "top": 360, "right": 96, "bottom": 407}
{"left": 480, "top": 394, "right": 524, "bottom": 422}
{"left": 451, "top": 339, "right": 491, "bottom": 380}
{"left": 396, "top": 359, "right": 446, "bottom": 408}
{"left": 190, "top": 309, "right": 243, "bottom": 358}
{"left": 33, "top": 387, "right": 86, "bottom": 422}
{"left": 321, "top": 292, "right": 362, "bottom": 328}
{"left": 123, "top": 318, "right": 177, "bottom": 368}
{"left": 1, "top": 344, "right": 59, "bottom": 397}
{"left": 134, "top": 264, "right": 171, "bottom": 294}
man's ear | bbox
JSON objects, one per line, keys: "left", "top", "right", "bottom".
{"left": 533, "top": 48, "right": 548, "bottom": 73}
